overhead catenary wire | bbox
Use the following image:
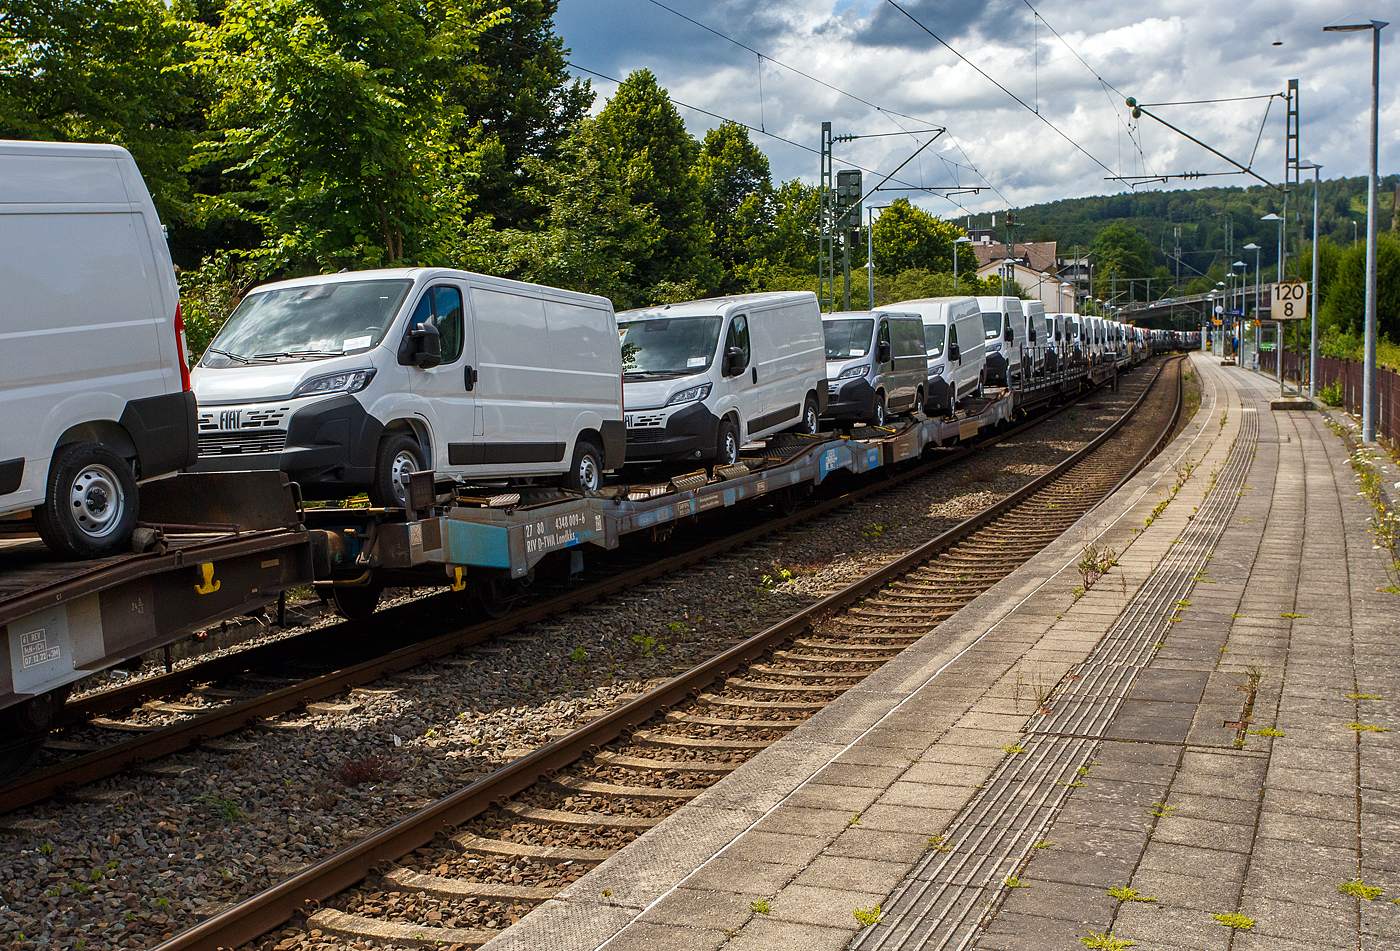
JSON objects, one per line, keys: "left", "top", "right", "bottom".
{"left": 885, "top": 0, "right": 1117, "bottom": 177}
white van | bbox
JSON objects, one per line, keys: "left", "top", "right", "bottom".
{"left": 976, "top": 296, "right": 1026, "bottom": 387}
{"left": 617, "top": 292, "right": 826, "bottom": 466}
{"left": 889, "top": 296, "right": 986, "bottom": 415}
{"left": 1082, "top": 316, "right": 1105, "bottom": 364}
{"left": 0, "top": 140, "right": 197, "bottom": 558}
{"left": 191, "top": 269, "right": 623, "bottom": 503}
{"left": 1023, "top": 300, "right": 1047, "bottom": 378}
{"left": 822, "top": 311, "right": 926, "bottom": 427}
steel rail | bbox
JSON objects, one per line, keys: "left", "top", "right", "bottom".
{"left": 1, "top": 371, "right": 1131, "bottom": 812}
{"left": 152, "top": 357, "right": 1181, "bottom": 951}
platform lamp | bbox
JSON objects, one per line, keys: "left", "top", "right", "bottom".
{"left": 1260, "top": 213, "right": 1283, "bottom": 281}
{"left": 953, "top": 235, "right": 972, "bottom": 292}
{"left": 1244, "top": 242, "right": 1260, "bottom": 370}
{"left": 1297, "top": 162, "right": 1323, "bottom": 396}
{"left": 1215, "top": 282, "right": 1226, "bottom": 354}
{"left": 1325, "top": 16, "right": 1386, "bottom": 440}
{"left": 1232, "top": 260, "right": 1246, "bottom": 358}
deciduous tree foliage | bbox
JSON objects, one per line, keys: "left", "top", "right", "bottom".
{"left": 1088, "top": 223, "right": 1155, "bottom": 299}
{"left": 589, "top": 69, "right": 718, "bottom": 295}
{"left": 1320, "top": 232, "right": 1400, "bottom": 342}
{"left": 872, "top": 199, "right": 973, "bottom": 278}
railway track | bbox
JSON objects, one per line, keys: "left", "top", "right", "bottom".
{"left": 0, "top": 367, "right": 1153, "bottom": 816}
{"left": 150, "top": 355, "right": 1183, "bottom": 951}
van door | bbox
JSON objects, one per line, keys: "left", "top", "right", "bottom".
{"left": 720, "top": 313, "right": 756, "bottom": 436}
{"left": 406, "top": 283, "right": 475, "bottom": 472}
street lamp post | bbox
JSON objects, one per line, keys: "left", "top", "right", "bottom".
{"left": 1215, "top": 282, "right": 1226, "bottom": 355}
{"left": 866, "top": 203, "right": 895, "bottom": 310}
{"left": 1233, "top": 260, "right": 1246, "bottom": 358}
{"left": 1244, "top": 243, "right": 1260, "bottom": 370}
{"left": 953, "top": 235, "right": 971, "bottom": 293}
{"left": 1260, "top": 213, "right": 1284, "bottom": 280}
{"left": 1298, "top": 162, "right": 1323, "bottom": 396}
{"left": 1325, "top": 18, "right": 1387, "bottom": 441}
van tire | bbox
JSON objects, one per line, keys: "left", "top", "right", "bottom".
{"left": 368, "top": 434, "right": 424, "bottom": 508}
{"left": 716, "top": 418, "right": 740, "bottom": 467}
{"left": 565, "top": 437, "right": 604, "bottom": 493}
{"left": 35, "top": 442, "right": 139, "bottom": 559}
{"left": 870, "top": 392, "right": 886, "bottom": 428}
{"left": 799, "top": 395, "right": 820, "bottom": 436}
{"left": 915, "top": 387, "right": 924, "bottom": 416}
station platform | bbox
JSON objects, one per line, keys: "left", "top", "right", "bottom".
{"left": 482, "top": 352, "right": 1400, "bottom": 951}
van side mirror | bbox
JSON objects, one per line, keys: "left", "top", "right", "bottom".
{"left": 399, "top": 324, "right": 442, "bottom": 369}
{"left": 876, "top": 341, "right": 892, "bottom": 363}
{"left": 1006, "top": 327, "right": 1015, "bottom": 344}
{"left": 948, "top": 342, "right": 961, "bottom": 362}
{"left": 723, "top": 346, "right": 746, "bottom": 377}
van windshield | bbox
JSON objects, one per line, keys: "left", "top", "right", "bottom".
{"left": 618, "top": 317, "right": 722, "bottom": 377}
{"left": 924, "top": 324, "right": 946, "bottom": 357}
{"left": 823, "top": 319, "right": 874, "bottom": 359}
{"left": 200, "top": 279, "right": 413, "bottom": 366}
{"left": 981, "top": 313, "right": 1001, "bottom": 339}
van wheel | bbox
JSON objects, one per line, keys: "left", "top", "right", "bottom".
{"left": 799, "top": 395, "right": 820, "bottom": 435}
{"left": 716, "top": 419, "right": 740, "bottom": 467}
{"left": 915, "top": 387, "right": 925, "bottom": 416}
{"left": 870, "top": 392, "right": 887, "bottom": 428}
{"left": 35, "top": 443, "right": 139, "bottom": 559}
{"left": 565, "top": 437, "right": 603, "bottom": 493}
{"left": 369, "top": 434, "right": 424, "bottom": 508}
{"left": 332, "top": 584, "right": 382, "bottom": 621}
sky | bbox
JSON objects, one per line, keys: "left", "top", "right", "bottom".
{"left": 553, "top": 0, "right": 1399, "bottom": 220}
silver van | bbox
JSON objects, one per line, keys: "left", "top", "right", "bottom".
{"left": 191, "top": 269, "right": 624, "bottom": 503}
{"left": 0, "top": 140, "right": 197, "bottom": 558}
{"left": 822, "top": 311, "right": 927, "bottom": 427}
{"left": 618, "top": 293, "right": 827, "bottom": 466}
{"left": 889, "top": 296, "right": 986, "bottom": 415}
{"left": 977, "top": 296, "right": 1026, "bottom": 387}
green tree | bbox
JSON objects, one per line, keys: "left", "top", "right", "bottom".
{"left": 696, "top": 121, "right": 773, "bottom": 294}
{"left": 495, "top": 120, "right": 656, "bottom": 307}
{"left": 871, "top": 199, "right": 972, "bottom": 278}
{"left": 189, "top": 0, "right": 508, "bottom": 273}
{"left": 449, "top": 0, "right": 592, "bottom": 227}
{"left": 1320, "top": 232, "right": 1400, "bottom": 342}
{"left": 0, "top": 0, "right": 201, "bottom": 224}
{"left": 1089, "top": 223, "right": 1154, "bottom": 300}
{"left": 589, "top": 69, "right": 718, "bottom": 293}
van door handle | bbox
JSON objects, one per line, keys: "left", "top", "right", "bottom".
{"left": 464, "top": 366, "right": 477, "bottom": 391}
{"left": 751, "top": 367, "right": 757, "bottom": 384}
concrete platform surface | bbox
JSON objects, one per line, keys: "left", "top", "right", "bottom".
{"left": 479, "top": 353, "right": 1400, "bottom": 951}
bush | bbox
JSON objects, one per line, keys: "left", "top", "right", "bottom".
{"left": 1319, "top": 381, "right": 1344, "bottom": 406}
{"left": 177, "top": 253, "right": 256, "bottom": 362}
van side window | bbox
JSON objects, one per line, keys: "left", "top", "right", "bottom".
{"left": 408, "top": 286, "right": 465, "bottom": 364}
{"left": 725, "top": 314, "right": 750, "bottom": 368}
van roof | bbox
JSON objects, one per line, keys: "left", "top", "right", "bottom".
{"left": 244, "top": 267, "right": 612, "bottom": 308}
{"left": 618, "top": 291, "right": 817, "bottom": 321}
{"left": 825, "top": 310, "right": 919, "bottom": 319}
{"left": 0, "top": 139, "right": 132, "bottom": 160}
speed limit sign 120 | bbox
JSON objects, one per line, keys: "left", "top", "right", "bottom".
{"left": 1271, "top": 281, "right": 1309, "bottom": 320}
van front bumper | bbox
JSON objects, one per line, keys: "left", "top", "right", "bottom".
{"left": 984, "top": 352, "right": 1009, "bottom": 385}
{"left": 624, "top": 402, "right": 720, "bottom": 463}
{"left": 926, "top": 376, "right": 953, "bottom": 415}
{"left": 825, "top": 378, "right": 875, "bottom": 421}
{"left": 190, "top": 395, "right": 382, "bottom": 500}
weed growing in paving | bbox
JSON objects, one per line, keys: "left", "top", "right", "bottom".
{"left": 1247, "top": 727, "right": 1285, "bottom": 737}
{"left": 853, "top": 905, "right": 884, "bottom": 926}
{"left": 926, "top": 835, "right": 952, "bottom": 852}
{"left": 1003, "top": 743, "right": 1027, "bottom": 754}
{"left": 1107, "top": 886, "right": 1156, "bottom": 902}
{"left": 1144, "top": 803, "right": 1176, "bottom": 818}
{"left": 749, "top": 898, "right": 770, "bottom": 914}
{"left": 1077, "top": 540, "right": 1119, "bottom": 592}
{"left": 1003, "top": 875, "right": 1028, "bottom": 888}
{"left": 1340, "top": 878, "right": 1384, "bottom": 900}
{"left": 1348, "top": 692, "right": 1382, "bottom": 700}
{"left": 1081, "top": 930, "right": 1134, "bottom": 949}
{"left": 849, "top": 813, "right": 861, "bottom": 825}
{"left": 1211, "top": 913, "right": 1254, "bottom": 930}
{"left": 1281, "top": 612, "right": 1308, "bottom": 619}
{"left": 1347, "top": 722, "right": 1390, "bottom": 733}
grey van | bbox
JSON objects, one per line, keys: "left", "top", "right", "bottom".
{"left": 823, "top": 311, "right": 927, "bottom": 427}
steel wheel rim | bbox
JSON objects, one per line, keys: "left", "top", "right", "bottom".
{"left": 577, "top": 452, "right": 600, "bottom": 491}
{"left": 722, "top": 431, "right": 738, "bottom": 465}
{"left": 390, "top": 450, "right": 418, "bottom": 505}
{"left": 804, "top": 404, "right": 818, "bottom": 434}
{"left": 69, "top": 464, "right": 125, "bottom": 539}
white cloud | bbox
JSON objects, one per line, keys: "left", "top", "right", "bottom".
{"left": 555, "top": 0, "right": 1399, "bottom": 214}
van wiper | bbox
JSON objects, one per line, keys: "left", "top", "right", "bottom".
{"left": 254, "top": 349, "right": 345, "bottom": 360}
{"left": 205, "top": 347, "right": 255, "bottom": 364}
{"left": 624, "top": 369, "right": 690, "bottom": 379}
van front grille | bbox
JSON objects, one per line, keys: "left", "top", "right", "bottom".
{"left": 626, "top": 429, "right": 670, "bottom": 444}
{"left": 198, "top": 430, "right": 287, "bottom": 456}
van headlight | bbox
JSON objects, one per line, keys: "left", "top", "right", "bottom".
{"left": 293, "top": 368, "right": 377, "bottom": 398}
{"left": 837, "top": 364, "right": 869, "bottom": 380}
{"left": 665, "top": 382, "right": 712, "bottom": 406}
{"left": 929, "top": 364, "right": 946, "bottom": 376}
{"left": 986, "top": 343, "right": 1002, "bottom": 353}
